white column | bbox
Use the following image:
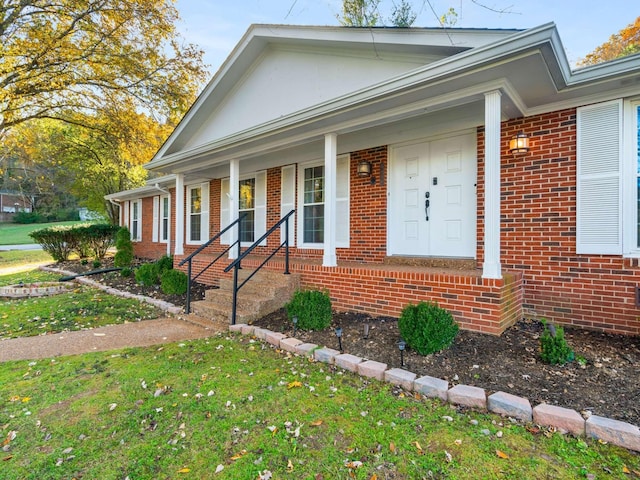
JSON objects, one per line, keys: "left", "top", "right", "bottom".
{"left": 323, "top": 133, "right": 338, "bottom": 267}
{"left": 483, "top": 90, "right": 502, "bottom": 279}
{"left": 229, "top": 158, "right": 240, "bottom": 259}
{"left": 174, "top": 174, "right": 184, "bottom": 256}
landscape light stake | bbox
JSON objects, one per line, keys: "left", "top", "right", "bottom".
{"left": 292, "top": 316, "right": 298, "bottom": 337}
{"left": 335, "top": 327, "right": 343, "bottom": 352}
{"left": 363, "top": 323, "right": 370, "bottom": 340}
{"left": 398, "top": 339, "right": 406, "bottom": 367}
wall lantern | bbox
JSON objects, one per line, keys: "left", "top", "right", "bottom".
{"left": 509, "top": 131, "right": 530, "bottom": 155}
{"left": 357, "top": 160, "right": 372, "bottom": 177}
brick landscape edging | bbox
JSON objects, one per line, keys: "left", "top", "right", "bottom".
{"left": 230, "top": 324, "right": 640, "bottom": 453}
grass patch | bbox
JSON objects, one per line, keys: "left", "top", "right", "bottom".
{"left": 0, "top": 221, "right": 86, "bottom": 245}
{"left": 0, "top": 334, "right": 638, "bottom": 479}
{"left": 0, "top": 269, "right": 59, "bottom": 287}
{"left": 0, "top": 250, "right": 54, "bottom": 273}
{"left": 0, "top": 285, "right": 161, "bottom": 339}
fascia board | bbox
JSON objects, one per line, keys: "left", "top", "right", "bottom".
{"left": 104, "top": 175, "right": 177, "bottom": 202}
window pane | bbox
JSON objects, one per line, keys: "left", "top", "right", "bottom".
{"left": 303, "top": 204, "right": 324, "bottom": 243}
{"left": 190, "top": 188, "right": 201, "bottom": 214}
{"left": 239, "top": 178, "right": 255, "bottom": 210}
{"left": 162, "top": 218, "right": 168, "bottom": 241}
{"left": 240, "top": 210, "right": 255, "bottom": 243}
{"left": 190, "top": 214, "right": 201, "bottom": 242}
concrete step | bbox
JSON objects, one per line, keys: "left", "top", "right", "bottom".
{"left": 217, "top": 270, "right": 300, "bottom": 295}
{"left": 177, "top": 313, "right": 228, "bottom": 331}
{"left": 191, "top": 298, "right": 278, "bottom": 325}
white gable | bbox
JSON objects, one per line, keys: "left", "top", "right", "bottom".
{"left": 185, "top": 45, "right": 444, "bottom": 150}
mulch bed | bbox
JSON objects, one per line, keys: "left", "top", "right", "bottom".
{"left": 47, "top": 257, "right": 640, "bottom": 427}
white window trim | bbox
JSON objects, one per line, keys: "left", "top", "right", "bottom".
{"left": 160, "top": 194, "right": 170, "bottom": 244}
{"left": 296, "top": 156, "right": 350, "bottom": 249}
{"left": 623, "top": 98, "right": 640, "bottom": 256}
{"left": 297, "top": 160, "right": 325, "bottom": 249}
{"left": 186, "top": 183, "right": 210, "bottom": 245}
{"left": 130, "top": 199, "right": 142, "bottom": 242}
{"left": 152, "top": 196, "right": 159, "bottom": 243}
{"left": 220, "top": 172, "right": 267, "bottom": 247}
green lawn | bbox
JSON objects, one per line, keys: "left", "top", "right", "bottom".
{"left": 0, "top": 250, "right": 54, "bottom": 274}
{"left": 0, "top": 221, "right": 86, "bottom": 245}
{"left": 1, "top": 335, "right": 638, "bottom": 479}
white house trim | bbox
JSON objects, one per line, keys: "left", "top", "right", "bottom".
{"left": 174, "top": 174, "right": 184, "bottom": 255}
{"left": 482, "top": 90, "right": 502, "bottom": 279}
{"left": 323, "top": 133, "right": 338, "bottom": 267}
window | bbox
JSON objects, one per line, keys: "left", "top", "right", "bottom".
{"left": 161, "top": 195, "right": 170, "bottom": 242}
{"left": 220, "top": 172, "right": 266, "bottom": 246}
{"left": 303, "top": 165, "right": 325, "bottom": 244}
{"left": 239, "top": 178, "right": 255, "bottom": 243}
{"left": 130, "top": 200, "right": 142, "bottom": 242}
{"left": 297, "top": 157, "right": 350, "bottom": 248}
{"left": 186, "top": 183, "right": 209, "bottom": 244}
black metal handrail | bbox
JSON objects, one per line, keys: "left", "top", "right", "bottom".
{"left": 223, "top": 209, "right": 295, "bottom": 325}
{"left": 179, "top": 213, "right": 246, "bottom": 314}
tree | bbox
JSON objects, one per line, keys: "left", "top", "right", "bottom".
{"left": 579, "top": 16, "right": 640, "bottom": 66}
{"left": 0, "top": 0, "right": 207, "bottom": 133}
{"left": 338, "top": 0, "right": 381, "bottom": 26}
{"left": 390, "top": 0, "right": 417, "bottom": 27}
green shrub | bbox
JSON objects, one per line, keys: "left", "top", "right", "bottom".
{"left": 540, "top": 320, "right": 574, "bottom": 365}
{"left": 120, "top": 267, "right": 132, "bottom": 278}
{"left": 83, "top": 223, "right": 118, "bottom": 259}
{"left": 160, "top": 269, "right": 188, "bottom": 295}
{"left": 398, "top": 301, "right": 458, "bottom": 355}
{"left": 114, "top": 227, "right": 134, "bottom": 268}
{"left": 156, "top": 255, "right": 174, "bottom": 274}
{"left": 285, "top": 290, "right": 332, "bottom": 331}
{"left": 13, "top": 211, "right": 45, "bottom": 224}
{"left": 92, "top": 259, "right": 102, "bottom": 269}
{"left": 29, "top": 225, "right": 76, "bottom": 261}
{"left": 135, "top": 262, "right": 160, "bottom": 286}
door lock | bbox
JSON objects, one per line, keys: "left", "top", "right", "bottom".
{"left": 425, "top": 191, "right": 430, "bottom": 221}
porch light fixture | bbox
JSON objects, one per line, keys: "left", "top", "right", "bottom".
{"left": 398, "top": 339, "right": 406, "bottom": 367}
{"left": 357, "top": 160, "right": 372, "bottom": 177}
{"left": 363, "top": 323, "right": 370, "bottom": 340}
{"left": 335, "top": 326, "right": 343, "bottom": 352}
{"left": 509, "top": 131, "right": 530, "bottom": 155}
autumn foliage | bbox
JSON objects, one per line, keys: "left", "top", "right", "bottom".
{"left": 579, "top": 16, "right": 640, "bottom": 66}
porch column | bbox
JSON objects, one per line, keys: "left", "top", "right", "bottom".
{"left": 323, "top": 133, "right": 338, "bottom": 267}
{"left": 483, "top": 90, "right": 502, "bottom": 279}
{"left": 174, "top": 173, "right": 184, "bottom": 256}
{"left": 229, "top": 158, "right": 239, "bottom": 259}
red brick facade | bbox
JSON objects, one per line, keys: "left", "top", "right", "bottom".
{"left": 126, "top": 109, "right": 640, "bottom": 336}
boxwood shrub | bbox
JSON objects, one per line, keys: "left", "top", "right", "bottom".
{"left": 398, "top": 301, "right": 459, "bottom": 355}
{"left": 285, "top": 289, "right": 332, "bottom": 331}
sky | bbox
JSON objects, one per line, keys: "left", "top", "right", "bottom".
{"left": 174, "top": 0, "right": 638, "bottom": 75}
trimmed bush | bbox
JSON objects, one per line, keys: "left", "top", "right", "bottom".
{"left": 29, "top": 225, "right": 76, "bottom": 262}
{"left": 398, "top": 301, "right": 459, "bottom": 355}
{"left": 156, "top": 255, "right": 174, "bottom": 274}
{"left": 160, "top": 269, "right": 188, "bottom": 295}
{"left": 540, "top": 320, "right": 574, "bottom": 365}
{"left": 84, "top": 223, "right": 119, "bottom": 259}
{"left": 114, "top": 227, "right": 134, "bottom": 268}
{"left": 135, "top": 262, "right": 160, "bottom": 286}
{"left": 285, "top": 290, "right": 332, "bottom": 331}
{"left": 120, "top": 267, "right": 132, "bottom": 278}
{"left": 14, "top": 211, "right": 45, "bottom": 224}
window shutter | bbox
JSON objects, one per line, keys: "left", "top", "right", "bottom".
{"left": 201, "top": 182, "right": 210, "bottom": 242}
{"left": 280, "top": 165, "right": 296, "bottom": 246}
{"left": 255, "top": 170, "right": 267, "bottom": 246}
{"left": 152, "top": 196, "right": 159, "bottom": 243}
{"left": 336, "top": 154, "right": 350, "bottom": 248}
{"left": 220, "top": 178, "right": 230, "bottom": 244}
{"left": 576, "top": 100, "right": 622, "bottom": 254}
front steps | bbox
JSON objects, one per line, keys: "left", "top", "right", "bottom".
{"left": 190, "top": 269, "right": 300, "bottom": 325}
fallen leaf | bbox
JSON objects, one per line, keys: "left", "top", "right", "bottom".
{"left": 287, "top": 381, "right": 302, "bottom": 389}
{"left": 230, "top": 449, "right": 247, "bottom": 461}
{"left": 287, "top": 459, "right": 294, "bottom": 472}
{"left": 496, "top": 450, "right": 509, "bottom": 459}
{"left": 413, "top": 441, "right": 423, "bottom": 454}
{"left": 454, "top": 439, "right": 462, "bottom": 446}
{"left": 444, "top": 451, "right": 453, "bottom": 463}
{"left": 3, "top": 455, "right": 13, "bottom": 461}
{"left": 622, "top": 465, "right": 630, "bottom": 474}
{"left": 310, "top": 420, "right": 323, "bottom": 427}
{"left": 369, "top": 474, "right": 378, "bottom": 480}
{"left": 215, "top": 464, "right": 224, "bottom": 473}
{"left": 177, "top": 467, "right": 190, "bottom": 473}
{"left": 389, "top": 442, "right": 396, "bottom": 453}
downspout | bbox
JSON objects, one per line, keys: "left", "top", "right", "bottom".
{"left": 108, "top": 198, "right": 121, "bottom": 226}
{"left": 154, "top": 184, "right": 172, "bottom": 257}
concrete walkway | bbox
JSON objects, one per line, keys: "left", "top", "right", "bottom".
{"left": 0, "top": 317, "right": 220, "bottom": 362}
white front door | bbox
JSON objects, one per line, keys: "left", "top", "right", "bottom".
{"left": 388, "top": 133, "right": 477, "bottom": 257}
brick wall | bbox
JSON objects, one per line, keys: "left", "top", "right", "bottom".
{"left": 477, "top": 108, "right": 640, "bottom": 335}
